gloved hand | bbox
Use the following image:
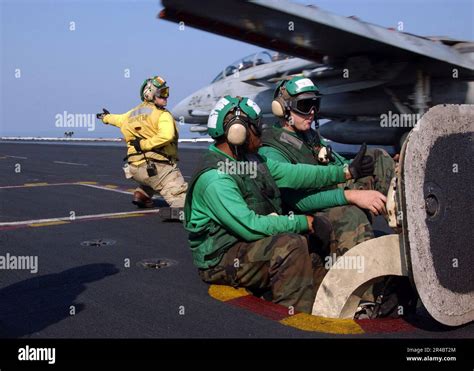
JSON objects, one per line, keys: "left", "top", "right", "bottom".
{"left": 129, "top": 138, "right": 142, "bottom": 153}
{"left": 96, "top": 108, "right": 110, "bottom": 120}
{"left": 348, "top": 143, "right": 374, "bottom": 179}
{"left": 311, "top": 214, "right": 333, "bottom": 252}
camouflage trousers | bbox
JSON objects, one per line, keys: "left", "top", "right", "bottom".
{"left": 199, "top": 233, "right": 318, "bottom": 314}
{"left": 318, "top": 148, "right": 396, "bottom": 257}
{"left": 344, "top": 148, "right": 396, "bottom": 196}
{"left": 310, "top": 149, "right": 396, "bottom": 298}
{"left": 129, "top": 161, "right": 188, "bottom": 207}
{"left": 199, "top": 150, "right": 396, "bottom": 313}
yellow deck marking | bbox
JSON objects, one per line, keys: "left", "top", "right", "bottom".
{"left": 29, "top": 221, "right": 70, "bottom": 227}
{"left": 280, "top": 313, "right": 364, "bottom": 334}
{"left": 208, "top": 285, "right": 250, "bottom": 302}
{"left": 104, "top": 184, "right": 118, "bottom": 189}
{"left": 23, "top": 182, "right": 49, "bottom": 187}
{"left": 0, "top": 182, "right": 84, "bottom": 189}
{"left": 108, "top": 214, "right": 144, "bottom": 219}
{"left": 1, "top": 210, "right": 159, "bottom": 228}
{"left": 76, "top": 181, "right": 98, "bottom": 185}
{"left": 208, "top": 285, "right": 365, "bottom": 335}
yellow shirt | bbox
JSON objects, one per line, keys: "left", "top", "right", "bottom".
{"left": 103, "top": 102, "right": 179, "bottom": 165}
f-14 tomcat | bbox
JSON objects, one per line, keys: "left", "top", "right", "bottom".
{"left": 162, "top": 0, "right": 474, "bottom": 148}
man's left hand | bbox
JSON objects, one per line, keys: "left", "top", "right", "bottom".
{"left": 129, "top": 138, "right": 142, "bottom": 152}
{"left": 311, "top": 214, "right": 333, "bottom": 251}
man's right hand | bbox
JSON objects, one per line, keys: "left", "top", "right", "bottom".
{"left": 96, "top": 108, "right": 110, "bottom": 120}
{"left": 344, "top": 189, "right": 387, "bottom": 215}
{"left": 348, "top": 143, "right": 374, "bottom": 179}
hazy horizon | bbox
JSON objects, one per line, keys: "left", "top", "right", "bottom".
{"left": 1, "top": 0, "right": 473, "bottom": 139}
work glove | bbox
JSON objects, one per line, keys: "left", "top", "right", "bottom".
{"left": 129, "top": 138, "right": 142, "bottom": 153}
{"left": 348, "top": 143, "right": 374, "bottom": 179}
{"left": 311, "top": 214, "right": 333, "bottom": 252}
{"left": 96, "top": 108, "right": 110, "bottom": 120}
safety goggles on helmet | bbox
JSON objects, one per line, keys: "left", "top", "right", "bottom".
{"left": 150, "top": 76, "right": 166, "bottom": 88}
{"left": 291, "top": 96, "right": 320, "bottom": 115}
{"left": 156, "top": 86, "right": 169, "bottom": 98}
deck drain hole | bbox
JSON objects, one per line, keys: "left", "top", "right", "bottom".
{"left": 81, "top": 239, "right": 116, "bottom": 247}
{"left": 137, "top": 258, "right": 177, "bottom": 269}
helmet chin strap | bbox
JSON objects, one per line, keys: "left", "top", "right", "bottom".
{"left": 225, "top": 110, "right": 251, "bottom": 160}
{"left": 229, "top": 143, "right": 243, "bottom": 160}
{"left": 284, "top": 101, "right": 292, "bottom": 123}
{"left": 228, "top": 134, "right": 250, "bottom": 160}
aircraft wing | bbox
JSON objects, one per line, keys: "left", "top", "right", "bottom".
{"left": 160, "top": 0, "right": 474, "bottom": 77}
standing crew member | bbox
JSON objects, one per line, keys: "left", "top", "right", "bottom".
{"left": 184, "top": 96, "right": 373, "bottom": 313}
{"left": 97, "top": 76, "right": 187, "bottom": 211}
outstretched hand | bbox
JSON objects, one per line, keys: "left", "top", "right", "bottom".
{"left": 96, "top": 108, "right": 110, "bottom": 120}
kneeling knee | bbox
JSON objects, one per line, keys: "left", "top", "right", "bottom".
{"left": 273, "top": 233, "right": 309, "bottom": 260}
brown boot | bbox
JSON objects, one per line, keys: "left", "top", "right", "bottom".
{"left": 132, "top": 191, "right": 154, "bottom": 208}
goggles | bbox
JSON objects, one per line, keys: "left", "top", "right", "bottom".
{"left": 156, "top": 86, "right": 169, "bottom": 98}
{"left": 291, "top": 96, "right": 320, "bottom": 115}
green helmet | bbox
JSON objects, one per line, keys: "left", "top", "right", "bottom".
{"left": 207, "top": 95, "right": 262, "bottom": 139}
{"left": 274, "top": 76, "right": 320, "bottom": 98}
{"left": 272, "top": 76, "right": 321, "bottom": 117}
{"left": 140, "top": 76, "right": 169, "bottom": 102}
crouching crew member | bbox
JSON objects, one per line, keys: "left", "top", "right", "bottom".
{"left": 184, "top": 96, "right": 371, "bottom": 313}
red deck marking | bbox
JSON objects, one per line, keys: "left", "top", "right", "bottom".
{"left": 227, "top": 295, "right": 291, "bottom": 321}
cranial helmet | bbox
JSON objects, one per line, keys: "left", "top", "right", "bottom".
{"left": 272, "top": 76, "right": 321, "bottom": 119}
{"left": 207, "top": 95, "right": 262, "bottom": 145}
{"left": 140, "top": 76, "right": 169, "bottom": 102}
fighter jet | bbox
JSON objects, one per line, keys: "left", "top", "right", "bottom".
{"left": 161, "top": 0, "right": 474, "bottom": 148}
{"left": 172, "top": 50, "right": 319, "bottom": 132}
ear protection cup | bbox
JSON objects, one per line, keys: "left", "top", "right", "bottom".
{"left": 223, "top": 99, "right": 250, "bottom": 146}
{"left": 271, "top": 97, "right": 287, "bottom": 117}
{"left": 271, "top": 80, "right": 290, "bottom": 118}
{"left": 142, "top": 80, "right": 158, "bottom": 102}
{"left": 226, "top": 121, "right": 248, "bottom": 145}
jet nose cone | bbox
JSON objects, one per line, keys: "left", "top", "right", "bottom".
{"left": 171, "top": 98, "right": 190, "bottom": 123}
